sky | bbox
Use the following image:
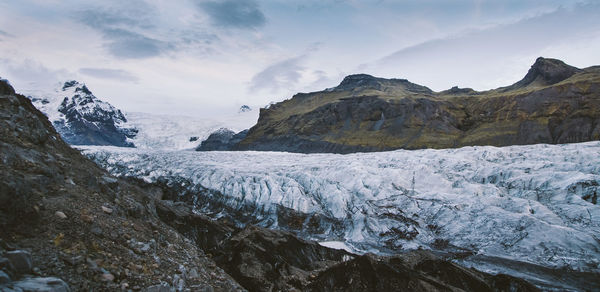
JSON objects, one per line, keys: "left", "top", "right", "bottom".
{"left": 1, "top": 0, "right": 599, "bottom": 117}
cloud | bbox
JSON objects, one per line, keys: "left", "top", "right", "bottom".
{"left": 0, "top": 29, "right": 12, "bottom": 37}
{"left": 79, "top": 68, "right": 139, "bottom": 82}
{"left": 78, "top": 9, "right": 150, "bottom": 29}
{"left": 198, "top": 0, "right": 266, "bottom": 29}
{"left": 249, "top": 56, "right": 306, "bottom": 93}
{"left": 0, "top": 29, "right": 13, "bottom": 42}
{"left": 76, "top": 6, "right": 173, "bottom": 59}
{"left": 102, "top": 28, "right": 172, "bottom": 59}
{"left": 0, "top": 58, "right": 71, "bottom": 93}
{"left": 364, "top": 2, "right": 600, "bottom": 90}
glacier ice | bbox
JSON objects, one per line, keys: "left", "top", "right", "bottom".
{"left": 125, "top": 111, "right": 257, "bottom": 150}
{"left": 80, "top": 142, "right": 600, "bottom": 276}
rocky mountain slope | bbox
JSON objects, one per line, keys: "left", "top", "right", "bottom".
{"left": 0, "top": 79, "right": 244, "bottom": 290}
{"left": 29, "top": 80, "right": 137, "bottom": 147}
{"left": 231, "top": 57, "right": 600, "bottom": 153}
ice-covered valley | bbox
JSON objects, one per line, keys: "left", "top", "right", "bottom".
{"left": 81, "top": 142, "right": 600, "bottom": 286}
{"left": 125, "top": 110, "right": 257, "bottom": 150}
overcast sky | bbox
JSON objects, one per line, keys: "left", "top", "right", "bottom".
{"left": 1, "top": 0, "right": 599, "bottom": 117}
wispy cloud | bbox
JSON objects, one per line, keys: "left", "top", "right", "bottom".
{"left": 0, "top": 58, "right": 71, "bottom": 92}
{"left": 76, "top": 5, "right": 173, "bottom": 59}
{"left": 79, "top": 68, "right": 139, "bottom": 82}
{"left": 102, "top": 28, "right": 172, "bottom": 59}
{"left": 0, "top": 29, "right": 13, "bottom": 41}
{"left": 249, "top": 56, "right": 305, "bottom": 93}
{"left": 363, "top": 2, "right": 600, "bottom": 90}
{"left": 197, "top": 0, "right": 266, "bottom": 29}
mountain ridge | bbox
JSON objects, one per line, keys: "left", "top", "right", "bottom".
{"left": 226, "top": 57, "right": 600, "bottom": 153}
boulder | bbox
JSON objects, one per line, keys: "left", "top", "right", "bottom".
{"left": 5, "top": 251, "right": 32, "bottom": 275}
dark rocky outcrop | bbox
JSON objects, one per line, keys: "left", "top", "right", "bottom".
{"left": 502, "top": 57, "right": 582, "bottom": 91}
{"left": 196, "top": 128, "right": 248, "bottom": 151}
{"left": 235, "top": 57, "right": 600, "bottom": 153}
{"left": 0, "top": 78, "right": 15, "bottom": 95}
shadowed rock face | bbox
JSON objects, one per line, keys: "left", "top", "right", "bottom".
{"left": 196, "top": 128, "right": 248, "bottom": 151}
{"left": 233, "top": 57, "right": 600, "bottom": 153}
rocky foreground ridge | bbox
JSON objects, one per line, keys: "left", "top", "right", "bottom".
{"left": 0, "top": 78, "right": 542, "bottom": 290}
{"left": 203, "top": 57, "right": 600, "bottom": 153}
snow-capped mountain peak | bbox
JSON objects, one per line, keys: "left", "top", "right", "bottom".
{"left": 58, "top": 80, "right": 127, "bottom": 125}
{"left": 238, "top": 105, "right": 252, "bottom": 113}
{"left": 29, "top": 80, "right": 137, "bottom": 147}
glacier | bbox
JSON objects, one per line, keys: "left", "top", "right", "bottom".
{"left": 80, "top": 142, "right": 600, "bottom": 283}
{"left": 125, "top": 110, "right": 257, "bottom": 150}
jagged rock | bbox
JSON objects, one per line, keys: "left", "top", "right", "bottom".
{"left": 12, "top": 277, "right": 70, "bottom": 292}
{"left": 0, "top": 78, "right": 15, "bottom": 95}
{"left": 503, "top": 57, "right": 582, "bottom": 90}
{"left": 5, "top": 251, "right": 32, "bottom": 275}
{"left": 334, "top": 74, "right": 433, "bottom": 94}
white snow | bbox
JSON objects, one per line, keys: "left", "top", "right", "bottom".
{"left": 125, "top": 110, "right": 257, "bottom": 150}
{"left": 26, "top": 83, "right": 68, "bottom": 125}
{"left": 319, "top": 241, "right": 355, "bottom": 253}
{"left": 81, "top": 141, "right": 600, "bottom": 274}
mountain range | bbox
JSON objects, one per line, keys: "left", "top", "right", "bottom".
{"left": 214, "top": 57, "right": 600, "bottom": 153}
{"left": 0, "top": 74, "right": 544, "bottom": 291}
{"left": 28, "top": 81, "right": 257, "bottom": 150}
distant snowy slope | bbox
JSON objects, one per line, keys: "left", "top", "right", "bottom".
{"left": 81, "top": 141, "right": 600, "bottom": 281}
{"left": 126, "top": 109, "right": 258, "bottom": 150}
